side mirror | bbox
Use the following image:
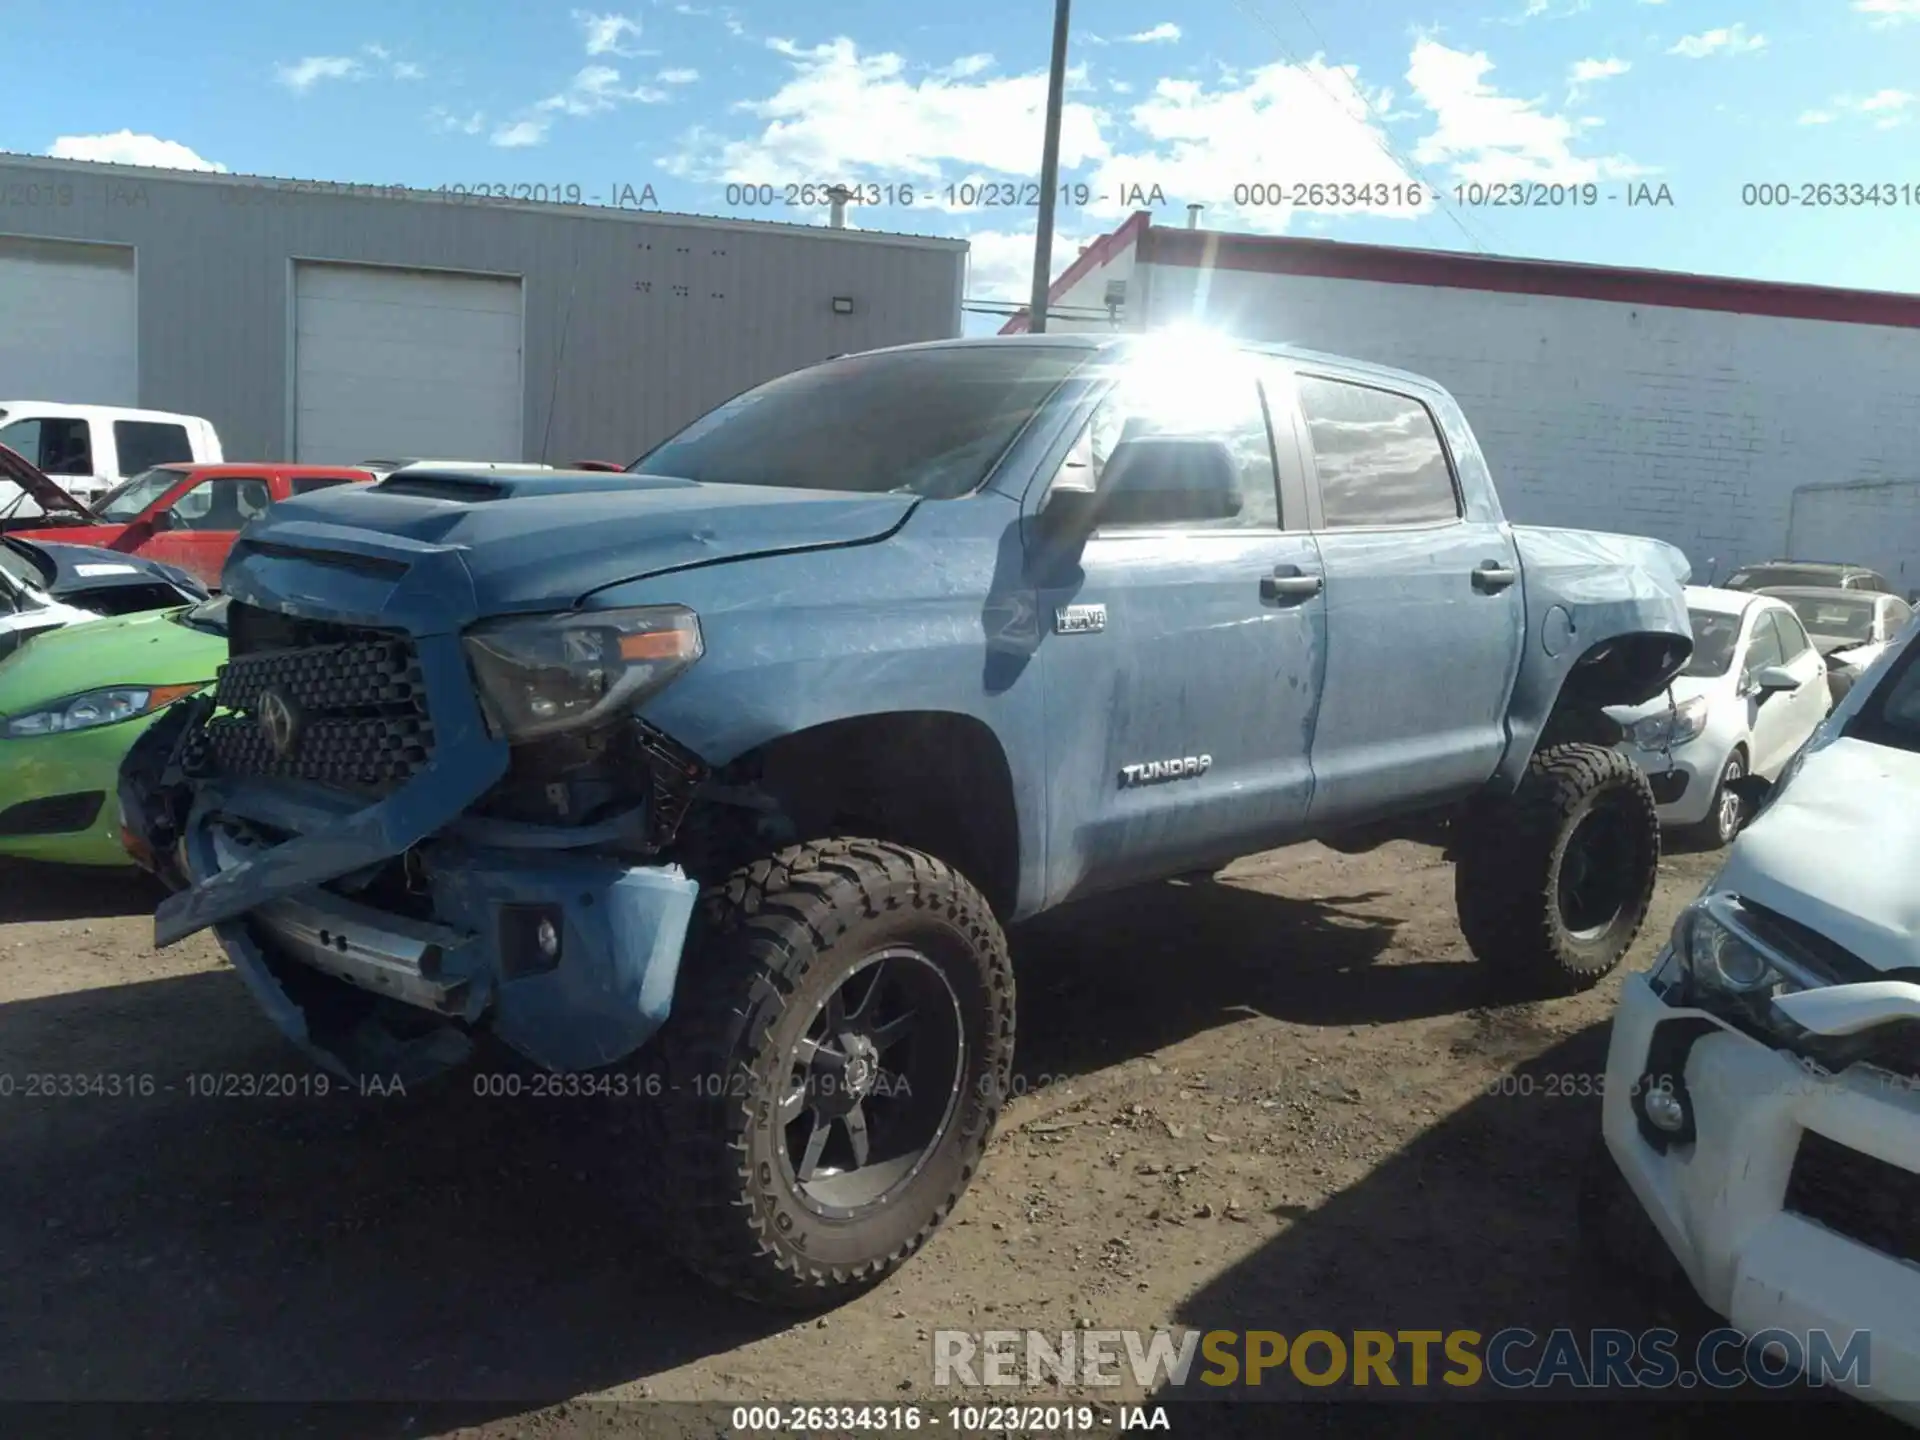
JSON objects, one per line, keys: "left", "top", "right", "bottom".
{"left": 144, "top": 508, "right": 176, "bottom": 533}
{"left": 1755, "top": 664, "right": 1798, "bottom": 693}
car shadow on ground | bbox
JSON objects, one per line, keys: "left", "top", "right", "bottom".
{"left": 0, "top": 866, "right": 1511, "bottom": 1428}
{"left": 1011, "top": 871, "right": 1496, "bottom": 1084}
{"left": 1150, "top": 1022, "right": 1909, "bottom": 1438}
{"left": 0, "top": 859, "right": 166, "bottom": 922}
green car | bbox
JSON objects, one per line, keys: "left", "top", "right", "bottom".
{"left": 0, "top": 597, "right": 227, "bottom": 866}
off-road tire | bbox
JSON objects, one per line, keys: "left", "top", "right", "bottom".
{"left": 1453, "top": 742, "right": 1660, "bottom": 995}
{"left": 651, "top": 837, "right": 1015, "bottom": 1307}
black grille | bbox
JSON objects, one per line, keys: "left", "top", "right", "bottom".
{"left": 191, "top": 602, "right": 434, "bottom": 793}
{"left": 1784, "top": 1130, "right": 1920, "bottom": 1266}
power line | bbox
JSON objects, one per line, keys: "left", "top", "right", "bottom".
{"left": 1224, "top": 0, "right": 1494, "bottom": 255}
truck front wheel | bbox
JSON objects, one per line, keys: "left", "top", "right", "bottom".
{"left": 652, "top": 837, "right": 1015, "bottom": 1307}
{"left": 1453, "top": 743, "right": 1660, "bottom": 994}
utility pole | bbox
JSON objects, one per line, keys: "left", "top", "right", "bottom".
{"left": 1026, "top": 0, "right": 1071, "bottom": 334}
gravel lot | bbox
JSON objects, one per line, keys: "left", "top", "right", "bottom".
{"left": 1, "top": 838, "right": 1901, "bottom": 1436}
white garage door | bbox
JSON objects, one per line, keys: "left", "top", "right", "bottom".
{"left": 294, "top": 262, "right": 523, "bottom": 464}
{"left": 1788, "top": 480, "right": 1920, "bottom": 598}
{"left": 0, "top": 237, "right": 137, "bottom": 403}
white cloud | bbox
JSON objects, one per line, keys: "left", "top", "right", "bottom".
{"left": 663, "top": 37, "right": 1110, "bottom": 182}
{"left": 1807, "top": 88, "right": 1918, "bottom": 128}
{"left": 275, "top": 44, "right": 423, "bottom": 90}
{"left": 1854, "top": 0, "right": 1920, "bottom": 24}
{"left": 658, "top": 67, "right": 700, "bottom": 83}
{"left": 46, "top": 130, "right": 228, "bottom": 171}
{"left": 491, "top": 120, "right": 549, "bottom": 148}
{"left": 429, "top": 106, "right": 486, "bottom": 135}
{"left": 1667, "top": 24, "right": 1766, "bottom": 57}
{"left": 962, "top": 225, "right": 1089, "bottom": 301}
{"left": 493, "top": 61, "right": 670, "bottom": 146}
{"left": 276, "top": 55, "right": 363, "bottom": 91}
{"left": 1119, "top": 23, "right": 1181, "bottom": 44}
{"left": 1082, "top": 58, "right": 1423, "bottom": 229}
{"left": 1408, "top": 38, "right": 1648, "bottom": 185}
{"left": 575, "top": 11, "right": 644, "bottom": 56}
{"left": 1566, "top": 55, "right": 1628, "bottom": 101}
{"left": 941, "top": 54, "right": 995, "bottom": 79}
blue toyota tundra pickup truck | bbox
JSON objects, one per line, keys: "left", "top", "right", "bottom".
{"left": 120, "top": 333, "right": 1693, "bottom": 1306}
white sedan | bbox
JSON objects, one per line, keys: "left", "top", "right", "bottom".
{"left": 1587, "top": 596, "right": 1920, "bottom": 1421}
{"left": 1761, "top": 586, "right": 1915, "bottom": 705}
{"left": 0, "top": 542, "right": 98, "bottom": 663}
{"left": 1608, "top": 585, "right": 1831, "bottom": 847}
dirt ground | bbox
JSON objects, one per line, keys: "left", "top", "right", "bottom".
{"left": 0, "top": 839, "right": 1901, "bottom": 1437}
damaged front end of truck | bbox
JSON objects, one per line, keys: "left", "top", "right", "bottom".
{"left": 120, "top": 520, "right": 716, "bottom": 1086}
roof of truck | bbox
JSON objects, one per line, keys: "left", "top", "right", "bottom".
{"left": 0, "top": 401, "right": 213, "bottom": 426}
{"left": 858, "top": 333, "right": 1446, "bottom": 395}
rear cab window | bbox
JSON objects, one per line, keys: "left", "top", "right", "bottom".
{"left": 289, "top": 475, "right": 364, "bottom": 496}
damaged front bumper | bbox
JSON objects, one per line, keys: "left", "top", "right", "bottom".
{"left": 125, "top": 522, "right": 700, "bottom": 1085}
{"left": 1601, "top": 964, "right": 1920, "bottom": 1417}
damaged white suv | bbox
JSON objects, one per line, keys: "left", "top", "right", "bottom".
{"left": 1589, "top": 604, "right": 1920, "bottom": 1420}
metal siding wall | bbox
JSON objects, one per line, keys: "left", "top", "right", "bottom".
{"left": 0, "top": 158, "right": 964, "bottom": 465}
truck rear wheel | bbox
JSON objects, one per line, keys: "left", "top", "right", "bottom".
{"left": 652, "top": 837, "right": 1015, "bottom": 1307}
{"left": 1453, "top": 743, "right": 1660, "bottom": 994}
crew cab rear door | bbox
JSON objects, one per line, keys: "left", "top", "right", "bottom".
{"left": 1265, "top": 362, "right": 1525, "bottom": 826}
{"left": 1030, "top": 347, "right": 1326, "bottom": 902}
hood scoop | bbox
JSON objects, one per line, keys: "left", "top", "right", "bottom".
{"left": 371, "top": 468, "right": 699, "bottom": 505}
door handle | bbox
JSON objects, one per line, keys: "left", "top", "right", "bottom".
{"left": 1471, "top": 562, "right": 1517, "bottom": 593}
{"left": 1261, "top": 568, "right": 1323, "bottom": 601}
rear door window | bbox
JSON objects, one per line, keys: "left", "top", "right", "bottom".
{"left": 115, "top": 421, "right": 194, "bottom": 473}
{"left": 1773, "top": 608, "right": 1813, "bottom": 660}
{"left": 1294, "top": 376, "right": 1461, "bottom": 528}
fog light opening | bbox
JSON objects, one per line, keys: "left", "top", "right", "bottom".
{"left": 1643, "top": 1085, "right": 1687, "bottom": 1134}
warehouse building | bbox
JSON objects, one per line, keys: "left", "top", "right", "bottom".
{"left": 1008, "top": 213, "right": 1920, "bottom": 593}
{"left": 0, "top": 153, "right": 965, "bottom": 469}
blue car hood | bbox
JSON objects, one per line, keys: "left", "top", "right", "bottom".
{"left": 257, "top": 468, "right": 919, "bottom": 610}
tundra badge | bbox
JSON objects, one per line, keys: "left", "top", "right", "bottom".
{"left": 1120, "top": 755, "right": 1213, "bottom": 787}
{"left": 1055, "top": 603, "right": 1106, "bottom": 635}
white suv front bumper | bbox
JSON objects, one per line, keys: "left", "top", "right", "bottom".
{"left": 1602, "top": 964, "right": 1920, "bottom": 1421}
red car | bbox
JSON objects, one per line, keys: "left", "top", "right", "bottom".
{"left": 5, "top": 455, "right": 375, "bottom": 589}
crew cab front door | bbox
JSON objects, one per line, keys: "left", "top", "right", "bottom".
{"left": 1268, "top": 365, "right": 1526, "bottom": 827}
{"left": 138, "top": 475, "right": 271, "bottom": 588}
{"left": 1031, "top": 350, "right": 1326, "bottom": 903}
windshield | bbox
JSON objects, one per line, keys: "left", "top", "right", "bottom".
{"left": 0, "top": 538, "right": 52, "bottom": 593}
{"left": 1726, "top": 565, "right": 1844, "bottom": 591}
{"left": 96, "top": 467, "right": 184, "bottom": 522}
{"left": 1779, "top": 593, "right": 1875, "bottom": 644}
{"left": 1682, "top": 610, "right": 1742, "bottom": 676}
{"left": 629, "top": 346, "right": 1091, "bottom": 499}
{"left": 1848, "top": 634, "right": 1920, "bottom": 755}
{"left": 170, "top": 594, "right": 231, "bottom": 635}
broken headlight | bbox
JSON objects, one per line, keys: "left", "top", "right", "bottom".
{"left": 1629, "top": 694, "right": 1709, "bottom": 750}
{"left": 462, "top": 606, "right": 703, "bottom": 742}
{"left": 1672, "top": 893, "right": 1833, "bottom": 1038}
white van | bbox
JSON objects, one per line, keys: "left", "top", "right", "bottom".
{"left": 0, "top": 402, "right": 223, "bottom": 517}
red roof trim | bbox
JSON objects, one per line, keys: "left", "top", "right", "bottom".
{"left": 999, "top": 210, "right": 1152, "bottom": 335}
{"left": 1137, "top": 228, "right": 1920, "bottom": 330}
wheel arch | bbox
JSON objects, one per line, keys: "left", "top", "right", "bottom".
{"left": 1496, "top": 630, "right": 1692, "bottom": 792}
{"left": 700, "top": 709, "right": 1024, "bottom": 920}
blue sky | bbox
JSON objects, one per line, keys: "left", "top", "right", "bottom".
{"left": 4, "top": 0, "right": 1917, "bottom": 315}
